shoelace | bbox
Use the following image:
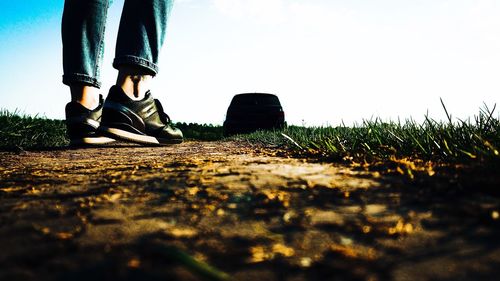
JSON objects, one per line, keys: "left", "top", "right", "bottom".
{"left": 154, "top": 99, "right": 172, "bottom": 124}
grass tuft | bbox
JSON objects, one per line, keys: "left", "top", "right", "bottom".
{"left": 232, "top": 104, "right": 500, "bottom": 164}
{"left": 0, "top": 110, "right": 68, "bottom": 150}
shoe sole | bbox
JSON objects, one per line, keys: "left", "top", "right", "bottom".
{"left": 70, "top": 137, "right": 116, "bottom": 147}
{"left": 100, "top": 126, "right": 183, "bottom": 146}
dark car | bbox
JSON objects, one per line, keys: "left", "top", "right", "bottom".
{"left": 223, "top": 93, "right": 285, "bottom": 136}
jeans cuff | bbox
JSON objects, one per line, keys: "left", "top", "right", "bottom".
{"left": 113, "top": 56, "right": 159, "bottom": 75}
{"left": 62, "top": 74, "right": 102, "bottom": 88}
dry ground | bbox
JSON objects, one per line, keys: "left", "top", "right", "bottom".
{"left": 0, "top": 141, "right": 499, "bottom": 281}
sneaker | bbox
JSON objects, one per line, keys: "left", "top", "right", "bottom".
{"left": 65, "top": 95, "right": 115, "bottom": 146}
{"left": 99, "top": 86, "right": 183, "bottom": 145}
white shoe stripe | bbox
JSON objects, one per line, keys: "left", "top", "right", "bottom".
{"left": 70, "top": 137, "right": 115, "bottom": 146}
{"left": 103, "top": 127, "right": 160, "bottom": 145}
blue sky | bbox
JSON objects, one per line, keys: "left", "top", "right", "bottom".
{"left": 1, "top": 0, "right": 499, "bottom": 125}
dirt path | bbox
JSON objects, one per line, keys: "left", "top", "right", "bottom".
{"left": 1, "top": 141, "right": 499, "bottom": 281}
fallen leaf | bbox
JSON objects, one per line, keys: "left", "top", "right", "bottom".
{"left": 56, "top": 232, "right": 74, "bottom": 240}
{"left": 0, "top": 187, "right": 24, "bottom": 193}
{"left": 492, "top": 211, "right": 499, "bottom": 220}
{"left": 300, "top": 257, "right": 312, "bottom": 268}
{"left": 127, "top": 258, "right": 141, "bottom": 269}
{"left": 187, "top": 187, "right": 200, "bottom": 196}
{"left": 168, "top": 227, "right": 198, "bottom": 238}
{"left": 272, "top": 243, "right": 295, "bottom": 257}
{"left": 103, "top": 193, "right": 122, "bottom": 203}
{"left": 388, "top": 220, "right": 413, "bottom": 235}
{"left": 249, "top": 246, "right": 268, "bottom": 263}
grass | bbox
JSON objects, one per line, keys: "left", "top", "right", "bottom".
{"left": 0, "top": 110, "right": 69, "bottom": 150}
{"left": 175, "top": 122, "right": 223, "bottom": 141}
{"left": 233, "top": 102, "right": 500, "bottom": 165}
{"left": 1, "top": 102, "right": 499, "bottom": 167}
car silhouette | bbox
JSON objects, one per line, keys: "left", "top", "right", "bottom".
{"left": 223, "top": 93, "right": 285, "bottom": 136}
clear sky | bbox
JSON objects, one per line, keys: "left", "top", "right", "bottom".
{"left": 0, "top": 0, "right": 499, "bottom": 126}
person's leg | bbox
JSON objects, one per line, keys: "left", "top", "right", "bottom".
{"left": 62, "top": 0, "right": 114, "bottom": 145}
{"left": 113, "top": 0, "right": 173, "bottom": 100}
{"left": 100, "top": 0, "right": 182, "bottom": 145}
{"left": 68, "top": 84, "right": 101, "bottom": 110}
{"left": 62, "top": 0, "right": 110, "bottom": 109}
{"left": 115, "top": 66, "right": 153, "bottom": 100}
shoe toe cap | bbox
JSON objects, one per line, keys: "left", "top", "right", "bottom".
{"left": 157, "top": 126, "right": 183, "bottom": 143}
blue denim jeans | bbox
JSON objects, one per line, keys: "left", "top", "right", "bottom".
{"left": 62, "top": 0, "right": 174, "bottom": 88}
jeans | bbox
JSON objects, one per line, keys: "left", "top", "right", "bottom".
{"left": 62, "top": 0, "right": 174, "bottom": 88}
